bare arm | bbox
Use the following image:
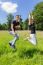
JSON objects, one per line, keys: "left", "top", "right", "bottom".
{"left": 28, "top": 14, "right": 31, "bottom": 34}
{"left": 11, "top": 23, "right": 14, "bottom": 31}
{"left": 28, "top": 14, "right": 32, "bottom": 25}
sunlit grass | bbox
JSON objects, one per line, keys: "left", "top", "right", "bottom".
{"left": 0, "top": 30, "right": 43, "bottom": 65}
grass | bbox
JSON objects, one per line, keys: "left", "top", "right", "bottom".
{"left": 0, "top": 30, "right": 43, "bottom": 65}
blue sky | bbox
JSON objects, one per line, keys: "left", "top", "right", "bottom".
{"left": 0, "top": 0, "right": 43, "bottom": 24}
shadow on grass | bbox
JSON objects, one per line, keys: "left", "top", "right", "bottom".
{"left": 18, "top": 48, "right": 43, "bottom": 58}
{"left": 23, "top": 49, "right": 39, "bottom": 58}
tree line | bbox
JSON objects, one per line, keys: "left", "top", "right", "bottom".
{"left": 0, "top": 2, "right": 43, "bottom": 30}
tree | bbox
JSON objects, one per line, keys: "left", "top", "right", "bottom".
{"left": 0, "top": 24, "right": 2, "bottom": 30}
{"left": 20, "top": 17, "right": 23, "bottom": 30}
{"left": 22, "top": 19, "right": 28, "bottom": 30}
{"left": 32, "top": 2, "right": 43, "bottom": 30}
{"left": 24, "top": 19, "right": 28, "bottom": 30}
{"left": 2, "top": 23, "right": 8, "bottom": 30}
{"left": 7, "top": 14, "right": 14, "bottom": 30}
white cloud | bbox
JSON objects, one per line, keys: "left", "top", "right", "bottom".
{"left": 0, "top": 1, "right": 2, "bottom": 4}
{"left": 0, "top": 2, "right": 18, "bottom": 13}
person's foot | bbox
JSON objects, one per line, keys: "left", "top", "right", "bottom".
{"left": 9, "top": 42, "right": 12, "bottom": 46}
{"left": 24, "top": 37, "right": 30, "bottom": 40}
{"left": 9, "top": 31, "right": 15, "bottom": 35}
{"left": 24, "top": 37, "right": 29, "bottom": 40}
{"left": 9, "top": 42, "right": 15, "bottom": 48}
{"left": 11, "top": 44, "right": 15, "bottom": 48}
{"left": 28, "top": 38, "right": 36, "bottom": 45}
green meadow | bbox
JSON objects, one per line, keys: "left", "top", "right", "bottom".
{"left": 0, "top": 31, "right": 43, "bottom": 65}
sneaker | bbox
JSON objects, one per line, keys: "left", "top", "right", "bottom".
{"left": 11, "top": 44, "right": 15, "bottom": 48}
{"left": 28, "top": 38, "right": 36, "bottom": 45}
{"left": 9, "top": 42, "right": 12, "bottom": 46}
{"left": 9, "top": 42, "right": 15, "bottom": 48}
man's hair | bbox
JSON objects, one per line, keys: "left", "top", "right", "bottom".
{"left": 16, "top": 15, "right": 20, "bottom": 17}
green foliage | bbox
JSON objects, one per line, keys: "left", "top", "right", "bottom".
{"left": 22, "top": 19, "right": 28, "bottom": 30}
{"left": 2, "top": 23, "right": 8, "bottom": 30}
{"left": 19, "top": 18, "right": 23, "bottom": 30}
{"left": 7, "top": 14, "right": 14, "bottom": 30}
{"left": 0, "top": 24, "right": 2, "bottom": 30}
{"left": 24, "top": 19, "right": 28, "bottom": 30}
{"left": 0, "top": 2, "right": 43, "bottom": 30}
{"left": 32, "top": 2, "right": 43, "bottom": 30}
{"left": 0, "top": 23, "right": 8, "bottom": 30}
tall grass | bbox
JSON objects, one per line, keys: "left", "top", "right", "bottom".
{"left": 0, "top": 31, "right": 43, "bottom": 65}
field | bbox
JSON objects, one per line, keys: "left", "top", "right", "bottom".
{"left": 0, "top": 30, "right": 43, "bottom": 65}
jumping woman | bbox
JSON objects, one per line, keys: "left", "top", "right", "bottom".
{"left": 27, "top": 13, "right": 37, "bottom": 45}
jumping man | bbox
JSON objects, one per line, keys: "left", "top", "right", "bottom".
{"left": 9, "top": 15, "right": 22, "bottom": 48}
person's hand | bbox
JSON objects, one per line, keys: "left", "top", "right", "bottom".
{"left": 9, "top": 31, "right": 15, "bottom": 35}
{"left": 15, "top": 25, "right": 20, "bottom": 29}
